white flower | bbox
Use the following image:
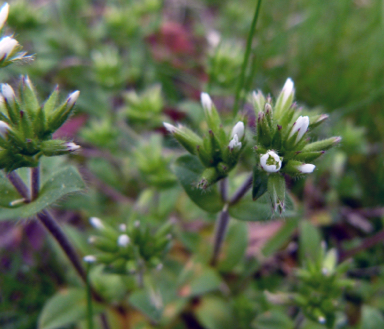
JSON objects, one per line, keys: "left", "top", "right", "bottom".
{"left": 163, "top": 122, "right": 177, "bottom": 133}
{"left": 231, "top": 121, "right": 245, "bottom": 140}
{"left": 1, "top": 83, "right": 15, "bottom": 103}
{"left": 228, "top": 134, "right": 242, "bottom": 151}
{"left": 281, "top": 78, "right": 294, "bottom": 105}
{"left": 119, "top": 223, "right": 127, "bottom": 232}
{"left": 65, "top": 142, "right": 80, "bottom": 152}
{"left": 288, "top": 116, "right": 309, "bottom": 144}
{"left": 260, "top": 150, "right": 282, "bottom": 173}
{"left": 89, "top": 217, "right": 104, "bottom": 230}
{"left": 83, "top": 255, "right": 97, "bottom": 263}
{"left": 0, "top": 120, "right": 10, "bottom": 138}
{"left": 318, "top": 316, "right": 326, "bottom": 324}
{"left": 297, "top": 163, "right": 315, "bottom": 174}
{"left": 200, "top": 92, "right": 213, "bottom": 113}
{"left": 117, "top": 234, "right": 130, "bottom": 247}
{"left": 67, "top": 90, "right": 80, "bottom": 108}
{"left": 207, "top": 30, "right": 221, "bottom": 48}
{"left": 0, "top": 3, "right": 9, "bottom": 31}
{"left": 0, "top": 36, "right": 18, "bottom": 60}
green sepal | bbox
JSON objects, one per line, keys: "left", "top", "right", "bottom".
{"left": 208, "top": 130, "right": 223, "bottom": 163}
{"left": 252, "top": 90, "right": 266, "bottom": 114}
{"left": 294, "top": 151, "right": 324, "bottom": 162}
{"left": 281, "top": 160, "right": 305, "bottom": 176}
{"left": 267, "top": 174, "right": 286, "bottom": 214}
{"left": 4, "top": 97, "right": 19, "bottom": 125}
{"left": 205, "top": 103, "right": 222, "bottom": 135}
{"left": 257, "top": 112, "right": 272, "bottom": 146}
{"left": 20, "top": 77, "right": 39, "bottom": 119}
{"left": 173, "top": 127, "right": 203, "bottom": 156}
{"left": 19, "top": 110, "right": 34, "bottom": 140}
{"left": 41, "top": 140, "right": 69, "bottom": 156}
{"left": 277, "top": 103, "right": 295, "bottom": 130}
{"left": 271, "top": 125, "right": 283, "bottom": 150}
{"left": 90, "top": 236, "right": 118, "bottom": 253}
{"left": 196, "top": 144, "right": 212, "bottom": 167}
{"left": 302, "top": 137, "right": 341, "bottom": 152}
{"left": 34, "top": 106, "right": 46, "bottom": 139}
{"left": 47, "top": 100, "right": 74, "bottom": 133}
{"left": 198, "top": 167, "right": 221, "bottom": 190}
{"left": 252, "top": 166, "right": 268, "bottom": 200}
{"left": 308, "top": 114, "right": 328, "bottom": 130}
{"left": 42, "top": 86, "right": 59, "bottom": 116}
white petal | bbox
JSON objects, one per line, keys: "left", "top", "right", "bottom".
{"left": 1, "top": 83, "right": 15, "bottom": 102}
{"left": 0, "top": 36, "right": 18, "bottom": 59}
{"left": 83, "top": 255, "right": 97, "bottom": 263}
{"left": 281, "top": 78, "right": 294, "bottom": 104}
{"left": 163, "top": 122, "right": 177, "bottom": 133}
{"left": 260, "top": 150, "right": 282, "bottom": 173}
{"left": 0, "top": 3, "right": 9, "bottom": 31}
{"left": 297, "top": 163, "right": 315, "bottom": 174}
{"left": 231, "top": 121, "right": 245, "bottom": 139}
{"left": 67, "top": 90, "right": 80, "bottom": 108}
{"left": 200, "top": 92, "right": 212, "bottom": 113}
{"left": 89, "top": 217, "right": 104, "bottom": 230}
{"left": 118, "top": 234, "right": 130, "bottom": 247}
{"left": 0, "top": 120, "right": 10, "bottom": 138}
{"left": 65, "top": 142, "right": 80, "bottom": 151}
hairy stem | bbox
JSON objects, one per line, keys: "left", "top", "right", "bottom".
{"left": 233, "top": 0, "right": 263, "bottom": 116}
{"left": 210, "top": 178, "right": 229, "bottom": 266}
{"left": 229, "top": 173, "right": 253, "bottom": 205}
{"left": 31, "top": 165, "right": 40, "bottom": 201}
{"left": 6, "top": 171, "right": 30, "bottom": 201}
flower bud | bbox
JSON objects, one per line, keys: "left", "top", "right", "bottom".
{"left": 90, "top": 217, "right": 104, "bottom": 230}
{"left": 0, "top": 120, "right": 10, "bottom": 138}
{"left": 65, "top": 142, "right": 80, "bottom": 152}
{"left": 275, "top": 78, "right": 295, "bottom": 118}
{"left": 200, "top": 92, "right": 212, "bottom": 113}
{"left": 302, "top": 137, "right": 341, "bottom": 152}
{"left": 118, "top": 234, "right": 130, "bottom": 247}
{"left": 252, "top": 90, "right": 266, "bottom": 114}
{"left": 260, "top": 150, "right": 282, "bottom": 173}
{"left": 67, "top": 90, "right": 80, "bottom": 108}
{"left": 267, "top": 174, "right": 286, "bottom": 214}
{"left": 288, "top": 116, "right": 309, "bottom": 145}
{"left": 231, "top": 121, "right": 245, "bottom": 140}
{"left": 163, "top": 122, "right": 203, "bottom": 155}
{"left": 297, "top": 163, "right": 315, "bottom": 174}
{"left": 84, "top": 255, "right": 97, "bottom": 263}
{"left": 0, "top": 36, "right": 18, "bottom": 60}
{"left": 1, "top": 83, "right": 15, "bottom": 103}
{"left": 228, "top": 134, "right": 242, "bottom": 151}
{"left": 0, "top": 3, "right": 9, "bottom": 31}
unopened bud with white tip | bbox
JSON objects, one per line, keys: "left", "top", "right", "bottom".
{"left": 67, "top": 90, "right": 80, "bottom": 108}
{"left": 200, "top": 92, "right": 213, "bottom": 113}
{"left": 297, "top": 163, "right": 315, "bottom": 174}
{"left": 163, "top": 122, "right": 177, "bottom": 134}
{"left": 89, "top": 217, "right": 104, "bottom": 230}
{"left": 118, "top": 234, "right": 130, "bottom": 247}
{"left": 231, "top": 121, "right": 245, "bottom": 140}
{"left": 83, "top": 255, "right": 97, "bottom": 263}
{"left": 281, "top": 78, "right": 294, "bottom": 105}
{"left": 1, "top": 83, "right": 15, "bottom": 103}
{"left": 0, "top": 120, "right": 10, "bottom": 138}
{"left": 0, "top": 3, "right": 9, "bottom": 31}
{"left": 0, "top": 36, "right": 18, "bottom": 60}
{"left": 288, "top": 116, "right": 309, "bottom": 144}
{"left": 65, "top": 142, "right": 80, "bottom": 152}
{"left": 228, "top": 134, "right": 242, "bottom": 151}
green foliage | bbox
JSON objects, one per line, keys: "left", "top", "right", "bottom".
{"left": 0, "top": 166, "right": 85, "bottom": 220}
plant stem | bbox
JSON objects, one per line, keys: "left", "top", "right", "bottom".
{"left": 86, "top": 263, "right": 94, "bottom": 329}
{"left": 6, "top": 171, "right": 30, "bottom": 201}
{"left": 31, "top": 165, "right": 40, "bottom": 201}
{"left": 210, "top": 178, "right": 229, "bottom": 267}
{"left": 229, "top": 173, "right": 253, "bottom": 205}
{"left": 233, "top": 0, "right": 263, "bottom": 117}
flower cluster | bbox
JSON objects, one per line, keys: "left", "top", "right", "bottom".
{"left": 252, "top": 78, "right": 341, "bottom": 213}
{"left": 0, "top": 76, "right": 80, "bottom": 171}
{"left": 85, "top": 217, "right": 172, "bottom": 274}
{"left": 0, "top": 3, "right": 33, "bottom": 68}
{"left": 164, "top": 93, "right": 245, "bottom": 189}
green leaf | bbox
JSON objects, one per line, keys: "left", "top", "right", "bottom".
{"left": 129, "top": 289, "right": 163, "bottom": 323}
{"left": 219, "top": 221, "right": 248, "bottom": 272}
{"left": 194, "top": 296, "right": 235, "bottom": 329}
{"left": 0, "top": 166, "right": 85, "bottom": 220}
{"left": 253, "top": 310, "right": 294, "bottom": 329}
{"left": 262, "top": 217, "right": 299, "bottom": 257}
{"left": 359, "top": 306, "right": 384, "bottom": 329}
{"left": 173, "top": 155, "right": 224, "bottom": 213}
{"left": 0, "top": 171, "right": 22, "bottom": 208}
{"left": 299, "top": 221, "right": 322, "bottom": 264}
{"left": 228, "top": 193, "right": 295, "bottom": 222}
{"left": 38, "top": 288, "right": 104, "bottom": 329}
